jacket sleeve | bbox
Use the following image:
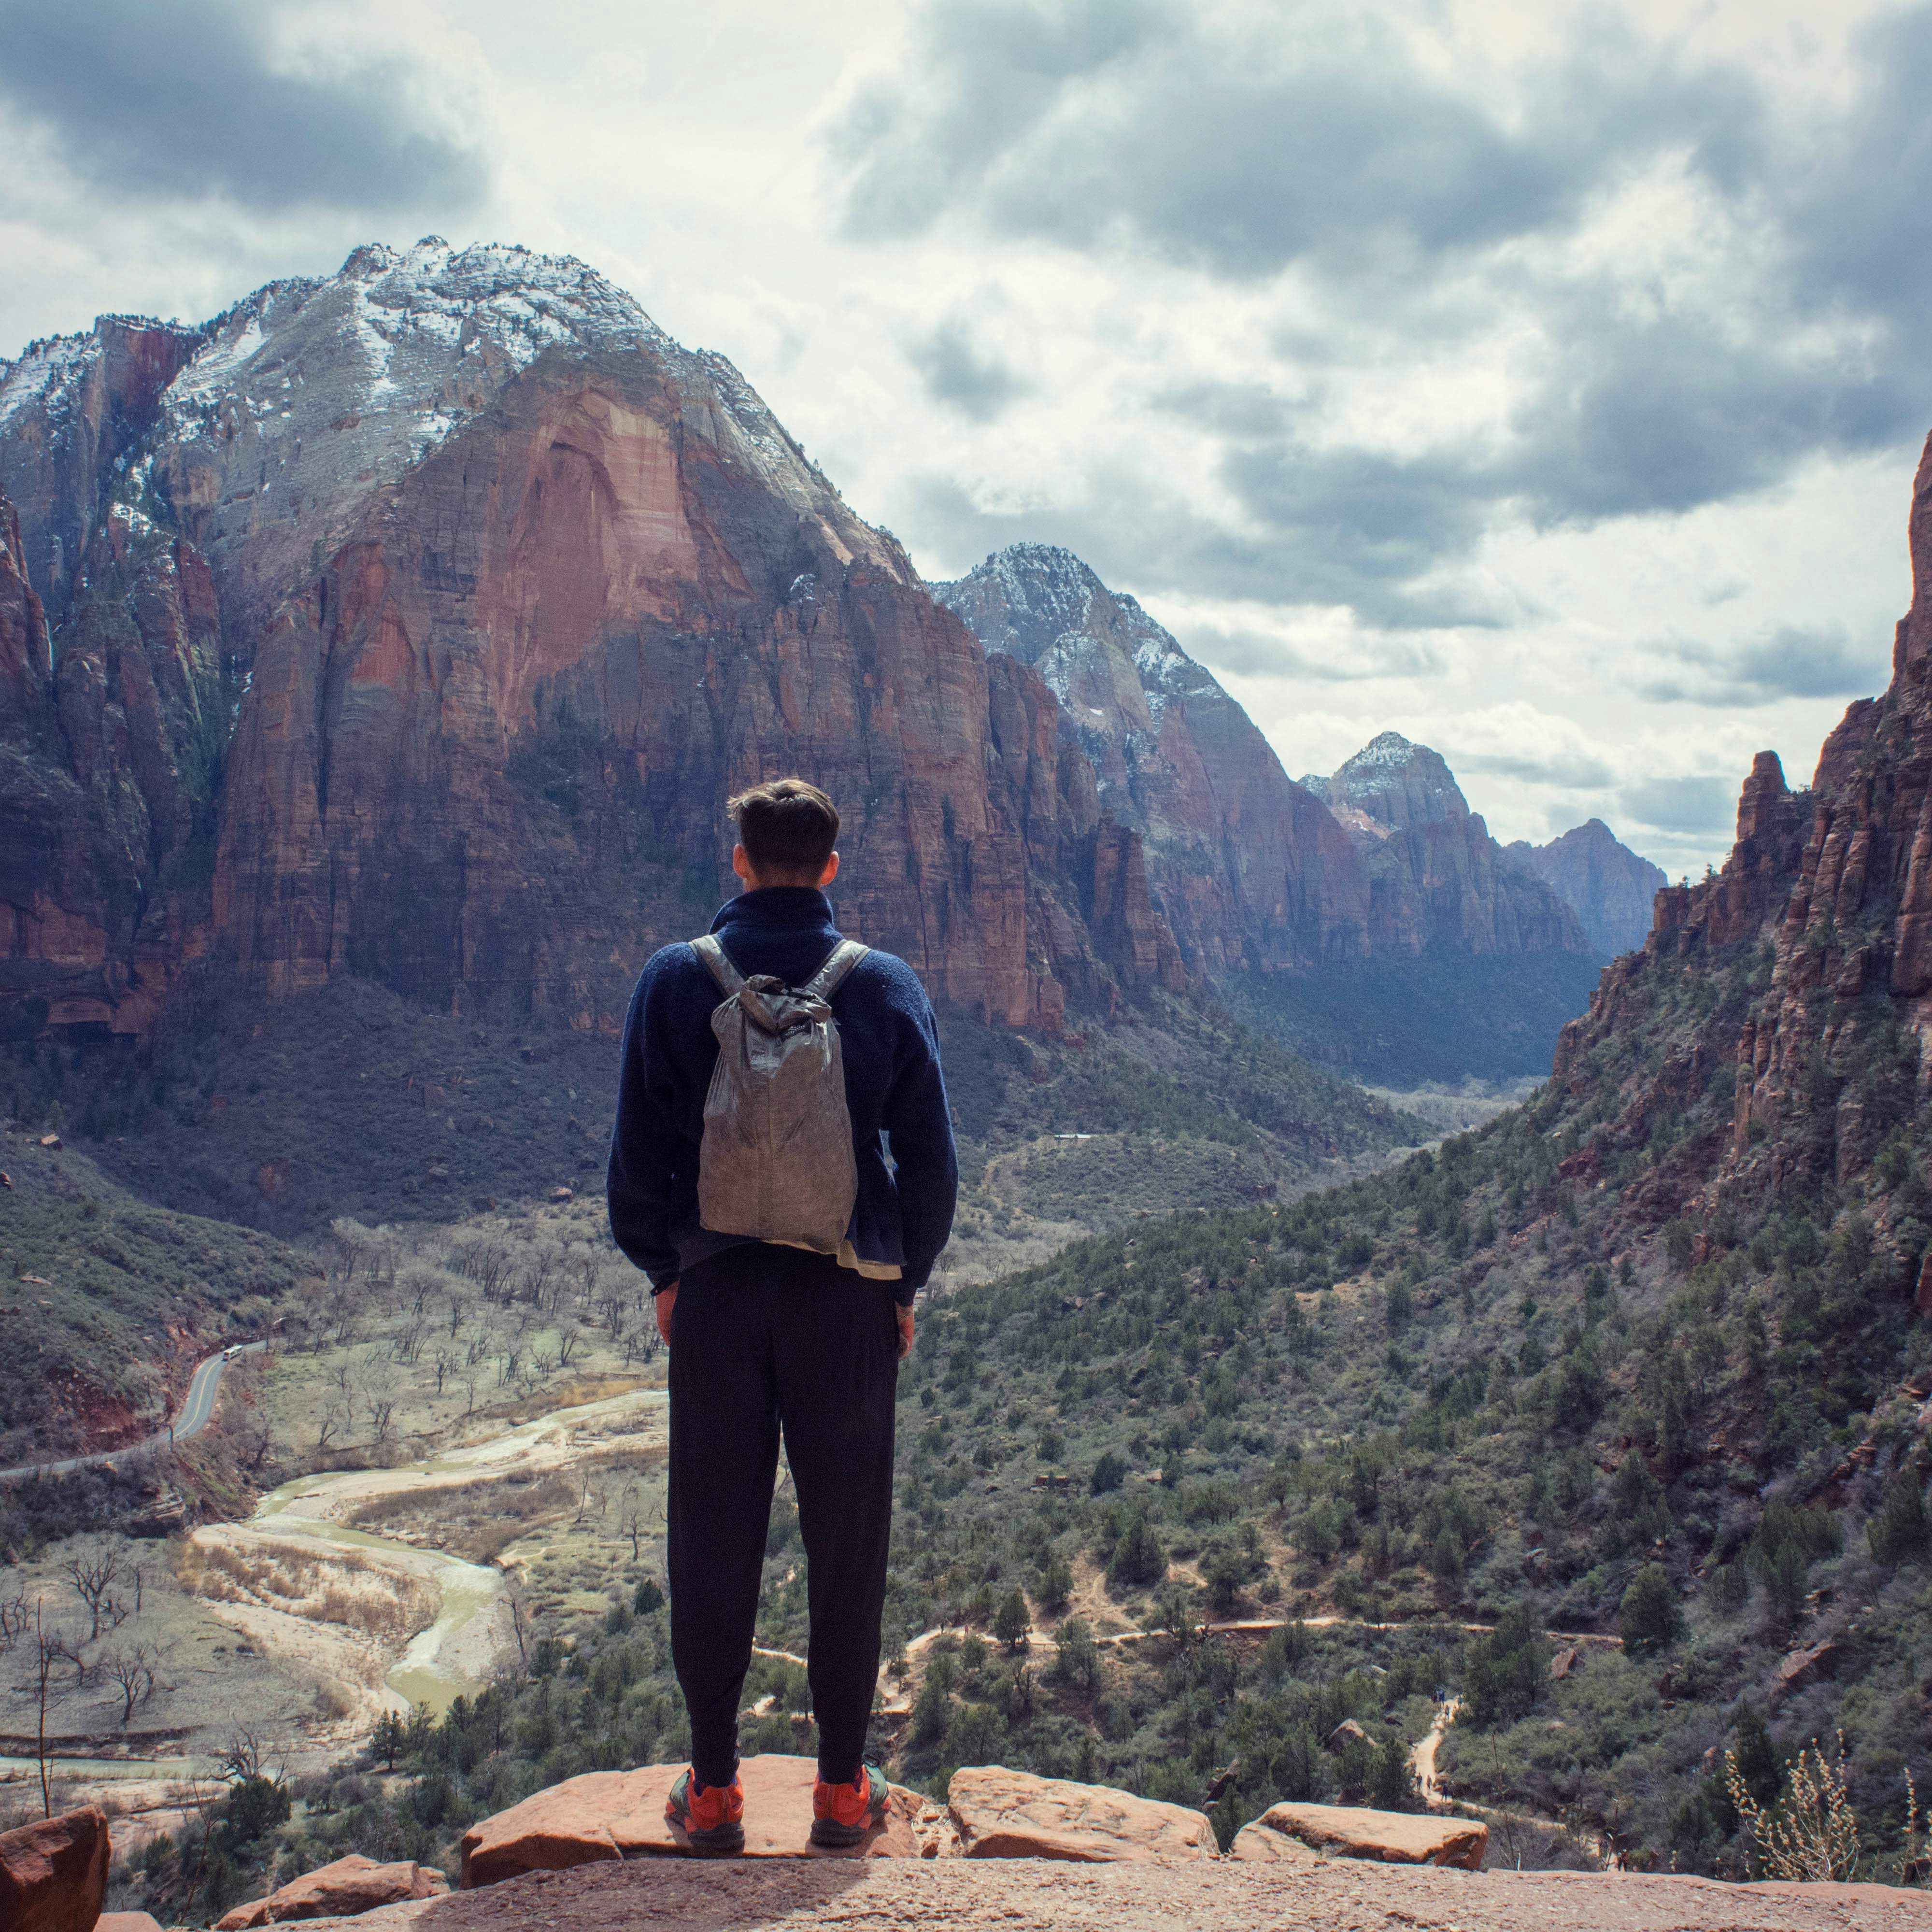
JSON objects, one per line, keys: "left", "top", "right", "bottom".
{"left": 606, "top": 952, "right": 689, "bottom": 1290}
{"left": 881, "top": 968, "right": 959, "bottom": 1300}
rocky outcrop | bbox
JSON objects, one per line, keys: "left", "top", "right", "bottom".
{"left": 1506, "top": 818, "right": 1668, "bottom": 959}
{"left": 273, "top": 1847, "right": 1932, "bottom": 1932}
{"left": 458, "top": 1755, "right": 926, "bottom": 1880}
{"left": 1231, "top": 1801, "right": 1487, "bottom": 1868}
{"left": 1310, "top": 732, "right": 1587, "bottom": 956}
{"left": 215, "top": 1852, "right": 448, "bottom": 1926}
{"left": 1554, "top": 425, "right": 1932, "bottom": 1208}
{"left": 0, "top": 1804, "right": 109, "bottom": 1932}
{"left": 943, "top": 1765, "right": 1215, "bottom": 1861}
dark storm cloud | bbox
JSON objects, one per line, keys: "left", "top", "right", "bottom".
{"left": 906, "top": 320, "right": 1032, "bottom": 421}
{"left": 838, "top": 2, "right": 1751, "bottom": 277}
{"left": 1638, "top": 625, "right": 1888, "bottom": 709}
{"left": 841, "top": 1, "right": 1932, "bottom": 625}
{"left": 0, "top": 0, "right": 487, "bottom": 213}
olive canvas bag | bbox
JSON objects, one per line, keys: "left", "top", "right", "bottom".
{"left": 689, "top": 933, "right": 870, "bottom": 1253}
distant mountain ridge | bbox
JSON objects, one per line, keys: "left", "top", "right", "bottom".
{"left": 1294, "top": 729, "right": 1585, "bottom": 957}
{"left": 1506, "top": 819, "right": 1667, "bottom": 960}
{"left": 936, "top": 549, "right": 1587, "bottom": 969}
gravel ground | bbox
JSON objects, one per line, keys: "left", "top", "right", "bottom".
{"left": 293, "top": 1855, "right": 1932, "bottom": 1932}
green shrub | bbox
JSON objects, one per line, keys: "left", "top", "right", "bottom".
{"left": 1619, "top": 1563, "right": 1684, "bottom": 1652}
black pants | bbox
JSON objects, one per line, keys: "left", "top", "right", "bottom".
{"left": 666, "top": 1242, "right": 900, "bottom": 1789}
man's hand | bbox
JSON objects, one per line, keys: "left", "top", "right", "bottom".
{"left": 655, "top": 1281, "right": 677, "bottom": 1347}
{"left": 896, "top": 1305, "right": 915, "bottom": 1360}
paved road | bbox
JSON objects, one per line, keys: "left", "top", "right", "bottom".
{"left": 0, "top": 1340, "right": 264, "bottom": 1483}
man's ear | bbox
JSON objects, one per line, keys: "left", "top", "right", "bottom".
{"left": 819, "top": 851, "right": 840, "bottom": 887}
{"left": 732, "top": 843, "right": 754, "bottom": 887}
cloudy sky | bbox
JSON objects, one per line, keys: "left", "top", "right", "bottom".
{"left": 3, "top": 0, "right": 1930, "bottom": 873}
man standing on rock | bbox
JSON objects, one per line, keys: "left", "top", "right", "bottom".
{"left": 608, "top": 778, "right": 957, "bottom": 1853}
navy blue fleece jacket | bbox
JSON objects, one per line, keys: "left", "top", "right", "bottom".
{"left": 606, "top": 888, "right": 957, "bottom": 1305}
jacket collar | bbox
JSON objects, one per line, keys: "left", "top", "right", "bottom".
{"left": 709, "top": 887, "right": 838, "bottom": 935}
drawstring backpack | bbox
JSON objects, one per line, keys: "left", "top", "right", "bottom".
{"left": 690, "top": 934, "right": 869, "bottom": 1252}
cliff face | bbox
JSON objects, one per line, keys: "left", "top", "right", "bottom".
{"left": 1307, "top": 732, "right": 1587, "bottom": 957}
{"left": 0, "top": 479, "right": 226, "bottom": 1036}
{"left": 0, "top": 314, "right": 205, "bottom": 632}
{"left": 1553, "top": 426, "right": 1932, "bottom": 1214}
{"left": 1505, "top": 818, "right": 1668, "bottom": 960}
{"left": 2, "top": 243, "right": 1198, "bottom": 1038}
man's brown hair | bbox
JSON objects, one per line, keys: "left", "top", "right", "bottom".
{"left": 729, "top": 778, "right": 840, "bottom": 882}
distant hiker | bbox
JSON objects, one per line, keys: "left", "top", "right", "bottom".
{"left": 608, "top": 777, "right": 957, "bottom": 1853}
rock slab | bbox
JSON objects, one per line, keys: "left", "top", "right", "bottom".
{"left": 251, "top": 1852, "right": 1932, "bottom": 1932}
{"left": 1234, "top": 1801, "right": 1487, "bottom": 1869}
{"left": 214, "top": 1852, "right": 447, "bottom": 1926}
{"left": 0, "top": 1804, "right": 109, "bottom": 1932}
{"left": 459, "top": 1755, "right": 920, "bottom": 1884}
{"left": 945, "top": 1764, "right": 1215, "bottom": 1862}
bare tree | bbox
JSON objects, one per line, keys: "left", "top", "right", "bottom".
{"left": 505, "top": 1579, "right": 532, "bottom": 1673}
{"left": 598, "top": 1285, "right": 627, "bottom": 1341}
{"left": 101, "top": 1642, "right": 157, "bottom": 1724}
{"left": 405, "top": 1266, "right": 436, "bottom": 1318}
{"left": 462, "top": 1362, "right": 483, "bottom": 1415}
{"left": 430, "top": 1349, "right": 453, "bottom": 1396}
{"left": 555, "top": 1317, "right": 582, "bottom": 1369}
{"left": 446, "top": 1290, "right": 469, "bottom": 1339}
{"left": 239, "top": 1412, "right": 275, "bottom": 1472}
{"left": 619, "top": 1484, "right": 647, "bottom": 1561}
{"left": 0, "top": 1581, "right": 28, "bottom": 1652}
{"left": 221, "top": 1722, "right": 279, "bottom": 1784}
{"left": 522, "top": 1251, "right": 555, "bottom": 1310}
{"left": 315, "top": 1391, "right": 352, "bottom": 1455}
{"left": 396, "top": 1313, "right": 428, "bottom": 1366}
{"left": 32, "top": 1598, "right": 57, "bottom": 1816}
{"left": 361, "top": 1358, "right": 402, "bottom": 1446}
{"left": 64, "top": 1544, "right": 122, "bottom": 1642}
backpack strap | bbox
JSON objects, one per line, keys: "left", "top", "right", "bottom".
{"left": 690, "top": 934, "right": 744, "bottom": 997}
{"left": 799, "top": 939, "right": 869, "bottom": 1003}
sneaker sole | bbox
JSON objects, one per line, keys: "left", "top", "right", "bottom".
{"left": 680, "top": 1822, "right": 745, "bottom": 1857}
{"left": 809, "top": 1817, "right": 870, "bottom": 1848}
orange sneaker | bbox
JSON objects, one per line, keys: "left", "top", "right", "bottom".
{"left": 664, "top": 1767, "right": 745, "bottom": 1855}
{"left": 810, "top": 1762, "right": 889, "bottom": 1847}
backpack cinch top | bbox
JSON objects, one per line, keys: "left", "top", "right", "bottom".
{"left": 690, "top": 934, "right": 870, "bottom": 1253}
